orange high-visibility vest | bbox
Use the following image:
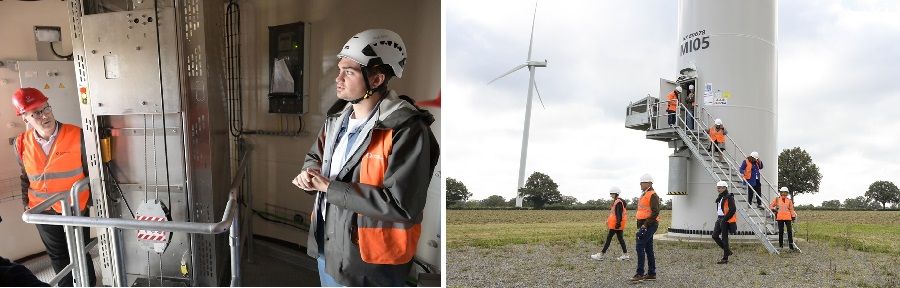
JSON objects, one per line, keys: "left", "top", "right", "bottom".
{"left": 17, "top": 124, "right": 89, "bottom": 214}
{"left": 607, "top": 198, "right": 627, "bottom": 230}
{"left": 709, "top": 127, "right": 725, "bottom": 143}
{"left": 636, "top": 189, "right": 659, "bottom": 221}
{"left": 770, "top": 197, "right": 796, "bottom": 221}
{"left": 721, "top": 197, "right": 737, "bottom": 223}
{"left": 666, "top": 91, "right": 678, "bottom": 112}
{"left": 742, "top": 159, "right": 756, "bottom": 180}
{"left": 355, "top": 128, "right": 422, "bottom": 265}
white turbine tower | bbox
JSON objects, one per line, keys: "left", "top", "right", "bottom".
{"left": 487, "top": 1, "right": 548, "bottom": 208}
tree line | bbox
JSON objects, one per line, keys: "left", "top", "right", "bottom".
{"left": 448, "top": 147, "right": 900, "bottom": 210}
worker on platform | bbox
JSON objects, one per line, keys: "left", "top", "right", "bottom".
{"left": 770, "top": 187, "right": 798, "bottom": 251}
{"left": 740, "top": 151, "right": 765, "bottom": 208}
{"left": 708, "top": 118, "right": 728, "bottom": 160}
{"left": 666, "top": 86, "right": 681, "bottom": 127}
{"left": 684, "top": 84, "right": 696, "bottom": 130}
{"left": 711, "top": 181, "right": 736, "bottom": 264}
{"left": 291, "top": 29, "right": 440, "bottom": 286}
{"left": 631, "top": 174, "right": 660, "bottom": 283}
{"left": 12, "top": 88, "right": 96, "bottom": 286}
{"left": 590, "top": 187, "right": 629, "bottom": 261}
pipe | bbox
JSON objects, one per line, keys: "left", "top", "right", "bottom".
{"left": 69, "top": 178, "right": 91, "bottom": 286}
{"left": 22, "top": 151, "right": 251, "bottom": 234}
{"left": 48, "top": 239, "right": 98, "bottom": 286}
{"left": 229, "top": 205, "right": 241, "bottom": 287}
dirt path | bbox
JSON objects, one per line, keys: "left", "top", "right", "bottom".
{"left": 448, "top": 240, "right": 899, "bottom": 287}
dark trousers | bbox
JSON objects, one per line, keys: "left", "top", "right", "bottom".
{"left": 667, "top": 110, "right": 675, "bottom": 126}
{"left": 635, "top": 222, "right": 657, "bottom": 276}
{"left": 711, "top": 217, "right": 735, "bottom": 259}
{"left": 777, "top": 220, "right": 794, "bottom": 248}
{"left": 601, "top": 229, "right": 627, "bottom": 254}
{"left": 35, "top": 210, "right": 96, "bottom": 287}
{"left": 747, "top": 183, "right": 762, "bottom": 206}
{"left": 686, "top": 108, "right": 695, "bottom": 130}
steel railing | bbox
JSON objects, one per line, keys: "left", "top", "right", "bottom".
{"left": 648, "top": 99, "right": 795, "bottom": 253}
{"left": 23, "top": 149, "right": 251, "bottom": 286}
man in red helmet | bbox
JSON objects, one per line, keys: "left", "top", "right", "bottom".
{"left": 12, "top": 87, "right": 95, "bottom": 286}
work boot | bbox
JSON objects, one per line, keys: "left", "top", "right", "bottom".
{"left": 590, "top": 252, "right": 605, "bottom": 261}
{"left": 630, "top": 274, "right": 644, "bottom": 282}
{"left": 643, "top": 274, "right": 656, "bottom": 281}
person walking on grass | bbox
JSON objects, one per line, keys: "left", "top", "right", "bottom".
{"left": 711, "top": 181, "right": 736, "bottom": 264}
{"left": 631, "top": 174, "right": 660, "bottom": 283}
{"left": 591, "top": 187, "right": 629, "bottom": 261}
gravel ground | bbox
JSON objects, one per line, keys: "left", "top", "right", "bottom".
{"left": 448, "top": 239, "right": 899, "bottom": 287}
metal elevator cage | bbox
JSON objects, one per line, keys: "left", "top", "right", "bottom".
{"left": 66, "top": 0, "right": 232, "bottom": 285}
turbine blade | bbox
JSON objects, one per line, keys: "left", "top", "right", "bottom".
{"left": 487, "top": 64, "right": 528, "bottom": 85}
{"left": 533, "top": 78, "right": 546, "bottom": 109}
{"left": 527, "top": 0, "right": 539, "bottom": 61}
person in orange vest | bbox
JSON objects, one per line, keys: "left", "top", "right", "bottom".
{"left": 770, "top": 187, "right": 798, "bottom": 251}
{"left": 707, "top": 118, "right": 728, "bottom": 160}
{"left": 665, "top": 86, "right": 681, "bottom": 127}
{"left": 591, "top": 187, "right": 629, "bottom": 261}
{"left": 711, "top": 181, "right": 736, "bottom": 264}
{"left": 11, "top": 88, "right": 96, "bottom": 286}
{"left": 631, "top": 174, "right": 660, "bottom": 283}
{"left": 739, "top": 151, "right": 764, "bottom": 208}
{"left": 291, "top": 29, "right": 440, "bottom": 286}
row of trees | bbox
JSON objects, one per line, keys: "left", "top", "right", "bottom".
{"left": 449, "top": 147, "right": 900, "bottom": 210}
{"left": 447, "top": 173, "right": 673, "bottom": 210}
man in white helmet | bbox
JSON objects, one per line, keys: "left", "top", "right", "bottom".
{"left": 711, "top": 181, "right": 736, "bottom": 264}
{"left": 684, "top": 84, "right": 696, "bottom": 130}
{"left": 292, "top": 28, "right": 440, "bottom": 286}
{"left": 631, "top": 174, "right": 660, "bottom": 283}
{"left": 739, "top": 151, "right": 764, "bottom": 208}
{"left": 707, "top": 118, "right": 728, "bottom": 161}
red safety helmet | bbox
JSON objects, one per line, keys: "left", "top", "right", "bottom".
{"left": 12, "top": 87, "right": 48, "bottom": 116}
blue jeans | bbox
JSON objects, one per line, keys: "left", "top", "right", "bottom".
{"left": 635, "top": 222, "right": 658, "bottom": 276}
{"left": 317, "top": 256, "right": 344, "bottom": 287}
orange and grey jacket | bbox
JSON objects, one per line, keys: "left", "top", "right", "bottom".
{"left": 304, "top": 91, "right": 439, "bottom": 286}
{"left": 15, "top": 122, "right": 90, "bottom": 214}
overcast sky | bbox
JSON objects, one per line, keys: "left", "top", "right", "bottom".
{"left": 443, "top": 0, "right": 900, "bottom": 206}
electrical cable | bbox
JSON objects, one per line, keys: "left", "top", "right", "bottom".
{"left": 105, "top": 163, "right": 135, "bottom": 218}
{"left": 49, "top": 41, "right": 73, "bottom": 59}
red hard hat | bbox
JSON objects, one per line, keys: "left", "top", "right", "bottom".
{"left": 12, "top": 87, "right": 48, "bottom": 116}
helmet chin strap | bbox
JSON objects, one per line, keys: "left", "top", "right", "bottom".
{"left": 350, "top": 65, "right": 377, "bottom": 104}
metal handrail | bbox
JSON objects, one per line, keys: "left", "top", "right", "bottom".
{"left": 23, "top": 149, "right": 251, "bottom": 286}
{"left": 47, "top": 238, "right": 97, "bottom": 286}
{"left": 648, "top": 100, "right": 781, "bottom": 253}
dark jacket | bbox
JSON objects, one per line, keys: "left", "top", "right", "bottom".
{"left": 304, "top": 91, "right": 439, "bottom": 286}
{"left": 715, "top": 192, "right": 738, "bottom": 232}
{"left": 0, "top": 256, "right": 49, "bottom": 286}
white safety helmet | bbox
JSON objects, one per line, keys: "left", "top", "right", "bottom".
{"left": 714, "top": 118, "right": 723, "bottom": 125}
{"left": 751, "top": 151, "right": 759, "bottom": 158}
{"left": 640, "top": 173, "right": 654, "bottom": 183}
{"left": 609, "top": 186, "right": 622, "bottom": 195}
{"left": 780, "top": 187, "right": 790, "bottom": 193}
{"left": 716, "top": 181, "right": 728, "bottom": 187}
{"left": 675, "top": 86, "right": 682, "bottom": 93}
{"left": 338, "top": 28, "right": 407, "bottom": 78}
{"left": 689, "top": 84, "right": 695, "bottom": 90}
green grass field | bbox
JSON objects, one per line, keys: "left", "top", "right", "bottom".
{"left": 447, "top": 210, "right": 900, "bottom": 255}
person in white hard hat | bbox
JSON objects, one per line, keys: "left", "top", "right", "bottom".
{"left": 631, "top": 174, "right": 660, "bottom": 283}
{"left": 665, "top": 86, "right": 682, "bottom": 127}
{"left": 740, "top": 151, "right": 765, "bottom": 208}
{"left": 707, "top": 118, "right": 728, "bottom": 160}
{"left": 712, "top": 181, "right": 737, "bottom": 264}
{"left": 292, "top": 28, "right": 440, "bottom": 286}
{"left": 770, "top": 187, "right": 798, "bottom": 251}
{"left": 591, "top": 187, "right": 630, "bottom": 261}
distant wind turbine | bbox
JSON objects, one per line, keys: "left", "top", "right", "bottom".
{"left": 487, "top": 1, "right": 548, "bottom": 208}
